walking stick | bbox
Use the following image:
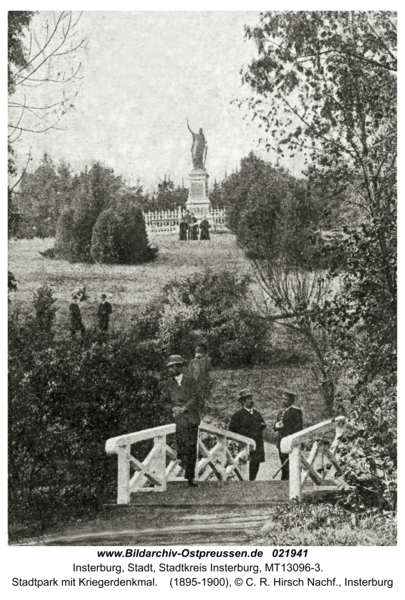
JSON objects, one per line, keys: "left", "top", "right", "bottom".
{"left": 272, "top": 456, "right": 289, "bottom": 479}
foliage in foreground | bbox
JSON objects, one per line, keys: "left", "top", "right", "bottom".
{"left": 9, "top": 286, "right": 166, "bottom": 536}
{"left": 255, "top": 500, "right": 396, "bottom": 546}
{"left": 136, "top": 268, "right": 269, "bottom": 367}
{"left": 239, "top": 11, "right": 397, "bottom": 508}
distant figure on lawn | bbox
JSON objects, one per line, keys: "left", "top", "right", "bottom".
{"left": 229, "top": 389, "right": 267, "bottom": 481}
{"left": 199, "top": 215, "right": 211, "bottom": 240}
{"left": 273, "top": 389, "right": 303, "bottom": 480}
{"left": 179, "top": 216, "right": 189, "bottom": 241}
{"left": 189, "top": 213, "right": 199, "bottom": 240}
{"left": 98, "top": 294, "right": 112, "bottom": 332}
{"left": 187, "top": 344, "right": 211, "bottom": 402}
{"left": 69, "top": 295, "right": 85, "bottom": 339}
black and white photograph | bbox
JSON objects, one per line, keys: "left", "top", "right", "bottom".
{"left": 7, "top": 4, "right": 397, "bottom": 564}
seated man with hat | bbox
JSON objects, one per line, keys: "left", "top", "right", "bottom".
{"left": 161, "top": 355, "right": 201, "bottom": 487}
{"left": 273, "top": 389, "right": 303, "bottom": 480}
{"left": 229, "top": 389, "right": 267, "bottom": 481}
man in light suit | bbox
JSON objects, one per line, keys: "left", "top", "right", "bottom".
{"left": 229, "top": 389, "right": 267, "bottom": 481}
{"left": 161, "top": 355, "right": 200, "bottom": 487}
{"left": 273, "top": 389, "right": 304, "bottom": 480}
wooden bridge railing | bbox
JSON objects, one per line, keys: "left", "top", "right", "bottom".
{"left": 106, "top": 422, "right": 255, "bottom": 504}
{"left": 280, "top": 416, "right": 348, "bottom": 501}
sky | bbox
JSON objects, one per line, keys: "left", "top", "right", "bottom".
{"left": 11, "top": 10, "right": 306, "bottom": 191}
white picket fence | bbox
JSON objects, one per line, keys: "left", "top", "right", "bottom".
{"left": 142, "top": 207, "right": 228, "bottom": 235}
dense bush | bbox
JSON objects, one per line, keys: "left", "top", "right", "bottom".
{"left": 222, "top": 152, "right": 325, "bottom": 269}
{"left": 54, "top": 169, "right": 158, "bottom": 265}
{"left": 8, "top": 288, "right": 167, "bottom": 537}
{"left": 136, "top": 268, "right": 269, "bottom": 367}
{"left": 91, "top": 205, "right": 158, "bottom": 264}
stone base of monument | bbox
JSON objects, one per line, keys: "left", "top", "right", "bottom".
{"left": 186, "top": 168, "right": 212, "bottom": 218}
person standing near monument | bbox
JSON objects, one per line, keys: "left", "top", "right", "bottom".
{"left": 273, "top": 389, "right": 304, "bottom": 480}
{"left": 229, "top": 389, "right": 267, "bottom": 481}
{"left": 161, "top": 355, "right": 201, "bottom": 487}
{"left": 189, "top": 213, "right": 199, "bottom": 240}
{"left": 179, "top": 215, "right": 188, "bottom": 241}
{"left": 184, "top": 210, "right": 192, "bottom": 240}
{"left": 98, "top": 293, "right": 112, "bottom": 332}
{"left": 199, "top": 215, "right": 211, "bottom": 240}
{"left": 69, "top": 295, "right": 85, "bottom": 339}
{"left": 187, "top": 118, "right": 207, "bottom": 169}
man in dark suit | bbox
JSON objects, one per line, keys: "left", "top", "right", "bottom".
{"left": 161, "top": 355, "right": 200, "bottom": 487}
{"left": 69, "top": 295, "right": 85, "bottom": 339}
{"left": 199, "top": 215, "right": 211, "bottom": 240}
{"left": 229, "top": 389, "right": 267, "bottom": 481}
{"left": 273, "top": 389, "right": 304, "bottom": 480}
{"left": 98, "top": 294, "right": 112, "bottom": 332}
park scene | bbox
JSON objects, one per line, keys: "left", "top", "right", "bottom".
{"left": 8, "top": 11, "right": 396, "bottom": 546}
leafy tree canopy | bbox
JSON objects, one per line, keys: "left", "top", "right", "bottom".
{"left": 240, "top": 11, "right": 397, "bottom": 218}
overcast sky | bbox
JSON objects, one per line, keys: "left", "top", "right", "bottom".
{"left": 12, "top": 10, "right": 307, "bottom": 190}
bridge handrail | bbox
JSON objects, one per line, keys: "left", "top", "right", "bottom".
{"left": 105, "top": 421, "right": 255, "bottom": 456}
{"left": 106, "top": 424, "right": 176, "bottom": 454}
{"left": 280, "top": 416, "right": 347, "bottom": 454}
{"left": 199, "top": 422, "right": 256, "bottom": 449}
{"left": 279, "top": 415, "right": 349, "bottom": 501}
{"left": 106, "top": 421, "right": 256, "bottom": 503}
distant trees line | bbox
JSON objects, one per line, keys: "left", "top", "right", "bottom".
{"left": 14, "top": 150, "right": 357, "bottom": 243}
{"left": 13, "top": 154, "right": 188, "bottom": 240}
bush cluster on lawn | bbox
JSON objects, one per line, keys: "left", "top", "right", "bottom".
{"left": 9, "top": 287, "right": 166, "bottom": 537}
{"left": 91, "top": 205, "right": 158, "bottom": 264}
{"left": 135, "top": 268, "right": 270, "bottom": 367}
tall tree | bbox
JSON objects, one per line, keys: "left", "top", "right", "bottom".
{"left": 8, "top": 11, "right": 86, "bottom": 142}
{"left": 239, "top": 11, "right": 397, "bottom": 502}
{"left": 238, "top": 12, "right": 397, "bottom": 375}
{"left": 240, "top": 12, "right": 396, "bottom": 293}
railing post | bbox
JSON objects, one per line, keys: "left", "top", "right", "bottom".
{"left": 241, "top": 443, "right": 249, "bottom": 481}
{"left": 152, "top": 435, "right": 167, "bottom": 491}
{"left": 289, "top": 445, "right": 302, "bottom": 501}
{"left": 117, "top": 443, "right": 130, "bottom": 505}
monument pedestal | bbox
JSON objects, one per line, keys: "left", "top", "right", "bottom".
{"left": 186, "top": 168, "right": 211, "bottom": 217}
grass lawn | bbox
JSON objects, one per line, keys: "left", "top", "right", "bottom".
{"left": 8, "top": 233, "right": 251, "bottom": 333}
{"left": 9, "top": 233, "right": 329, "bottom": 430}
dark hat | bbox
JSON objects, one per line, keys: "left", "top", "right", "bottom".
{"left": 238, "top": 389, "right": 253, "bottom": 401}
{"left": 101, "top": 294, "right": 107, "bottom": 299}
{"left": 72, "top": 294, "right": 78, "bottom": 300}
{"left": 166, "top": 355, "right": 185, "bottom": 367}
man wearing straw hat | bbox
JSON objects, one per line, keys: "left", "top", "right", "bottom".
{"left": 161, "top": 355, "right": 201, "bottom": 487}
{"left": 273, "top": 389, "right": 303, "bottom": 480}
{"left": 229, "top": 389, "right": 267, "bottom": 481}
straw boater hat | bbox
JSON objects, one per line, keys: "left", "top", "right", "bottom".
{"left": 280, "top": 388, "right": 297, "bottom": 401}
{"left": 238, "top": 389, "right": 253, "bottom": 401}
{"left": 166, "top": 355, "right": 185, "bottom": 367}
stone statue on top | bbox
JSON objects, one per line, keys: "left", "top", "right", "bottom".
{"left": 187, "top": 118, "right": 207, "bottom": 170}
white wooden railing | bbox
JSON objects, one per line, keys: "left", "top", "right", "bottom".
{"left": 142, "top": 207, "right": 228, "bottom": 235}
{"left": 280, "top": 416, "right": 348, "bottom": 501}
{"left": 106, "top": 422, "right": 255, "bottom": 504}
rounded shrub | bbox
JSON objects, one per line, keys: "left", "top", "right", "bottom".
{"left": 91, "top": 205, "right": 158, "bottom": 264}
